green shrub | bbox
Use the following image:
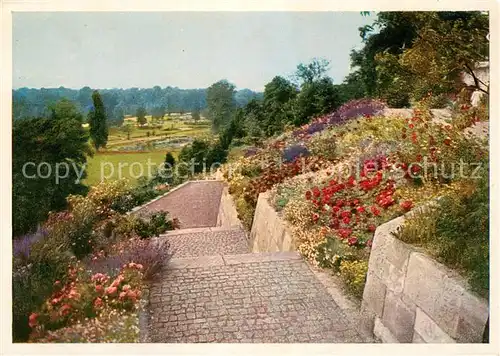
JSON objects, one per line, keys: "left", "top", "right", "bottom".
{"left": 133, "top": 211, "right": 179, "bottom": 239}
{"left": 394, "top": 169, "right": 489, "bottom": 297}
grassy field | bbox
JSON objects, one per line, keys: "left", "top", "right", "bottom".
{"left": 84, "top": 150, "right": 179, "bottom": 186}
{"left": 82, "top": 115, "right": 211, "bottom": 186}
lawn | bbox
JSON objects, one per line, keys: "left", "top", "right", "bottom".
{"left": 84, "top": 150, "right": 179, "bottom": 186}
{"left": 107, "top": 118, "right": 211, "bottom": 147}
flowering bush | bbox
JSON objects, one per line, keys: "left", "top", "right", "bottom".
{"left": 32, "top": 307, "right": 140, "bottom": 343}
{"left": 87, "top": 238, "right": 173, "bottom": 281}
{"left": 292, "top": 99, "right": 387, "bottom": 139}
{"left": 28, "top": 262, "right": 144, "bottom": 339}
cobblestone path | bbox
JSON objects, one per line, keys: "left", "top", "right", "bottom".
{"left": 147, "top": 252, "right": 363, "bottom": 343}
{"left": 137, "top": 181, "right": 224, "bottom": 229}
{"left": 143, "top": 181, "right": 365, "bottom": 343}
{"left": 162, "top": 227, "right": 249, "bottom": 258}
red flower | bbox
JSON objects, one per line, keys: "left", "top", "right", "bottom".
{"left": 312, "top": 213, "right": 319, "bottom": 223}
{"left": 400, "top": 200, "right": 413, "bottom": 211}
{"left": 371, "top": 206, "right": 381, "bottom": 216}
{"left": 340, "top": 210, "right": 352, "bottom": 219}
{"left": 367, "top": 224, "right": 377, "bottom": 232}
{"left": 305, "top": 191, "right": 312, "bottom": 200}
{"left": 356, "top": 206, "right": 366, "bottom": 214}
{"left": 347, "top": 237, "right": 358, "bottom": 246}
{"left": 342, "top": 216, "right": 351, "bottom": 225}
{"left": 337, "top": 228, "right": 352, "bottom": 239}
{"left": 367, "top": 239, "right": 373, "bottom": 248}
{"left": 444, "top": 137, "right": 452, "bottom": 146}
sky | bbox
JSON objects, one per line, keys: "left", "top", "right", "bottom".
{"left": 13, "top": 12, "right": 374, "bottom": 91}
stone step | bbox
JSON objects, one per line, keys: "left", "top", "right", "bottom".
{"left": 147, "top": 250, "right": 365, "bottom": 343}
{"left": 167, "top": 251, "right": 302, "bottom": 270}
{"left": 160, "top": 227, "right": 249, "bottom": 259}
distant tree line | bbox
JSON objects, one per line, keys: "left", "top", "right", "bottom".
{"left": 12, "top": 86, "right": 263, "bottom": 124}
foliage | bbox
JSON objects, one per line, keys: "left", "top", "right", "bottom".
{"left": 206, "top": 80, "right": 236, "bottom": 132}
{"left": 135, "top": 107, "right": 147, "bottom": 126}
{"left": 88, "top": 90, "right": 109, "bottom": 150}
{"left": 349, "top": 11, "right": 489, "bottom": 105}
{"left": 13, "top": 99, "right": 91, "bottom": 236}
{"left": 132, "top": 211, "right": 179, "bottom": 239}
{"left": 339, "top": 260, "right": 369, "bottom": 298}
{"left": 164, "top": 152, "right": 176, "bottom": 168}
{"left": 292, "top": 77, "right": 341, "bottom": 126}
{"left": 394, "top": 167, "right": 489, "bottom": 297}
{"left": 13, "top": 86, "right": 261, "bottom": 122}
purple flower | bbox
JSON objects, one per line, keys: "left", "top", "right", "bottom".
{"left": 244, "top": 147, "right": 259, "bottom": 157}
{"left": 282, "top": 145, "right": 310, "bottom": 163}
{"left": 327, "top": 99, "right": 386, "bottom": 126}
{"left": 292, "top": 99, "right": 387, "bottom": 137}
{"left": 13, "top": 228, "right": 48, "bottom": 262}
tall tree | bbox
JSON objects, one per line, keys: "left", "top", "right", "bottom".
{"left": 206, "top": 80, "right": 236, "bottom": 132}
{"left": 88, "top": 90, "right": 108, "bottom": 150}
{"left": 261, "top": 76, "right": 298, "bottom": 135}
{"left": 191, "top": 109, "right": 201, "bottom": 122}
{"left": 295, "top": 58, "right": 331, "bottom": 84}
{"left": 136, "top": 107, "right": 147, "bottom": 126}
{"left": 13, "top": 100, "right": 91, "bottom": 235}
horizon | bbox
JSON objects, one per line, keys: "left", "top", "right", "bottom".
{"left": 13, "top": 12, "right": 374, "bottom": 91}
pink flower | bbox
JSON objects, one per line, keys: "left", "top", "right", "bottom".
{"left": 95, "top": 285, "right": 104, "bottom": 294}
{"left": 29, "top": 313, "right": 38, "bottom": 328}
{"left": 119, "top": 291, "right": 127, "bottom": 299}
{"left": 94, "top": 297, "right": 103, "bottom": 309}
{"left": 122, "top": 284, "right": 131, "bottom": 292}
{"left": 106, "top": 286, "right": 118, "bottom": 295}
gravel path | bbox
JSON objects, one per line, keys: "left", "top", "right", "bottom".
{"left": 137, "top": 181, "right": 224, "bottom": 229}
{"left": 147, "top": 252, "right": 364, "bottom": 343}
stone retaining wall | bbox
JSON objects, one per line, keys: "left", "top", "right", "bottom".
{"left": 361, "top": 215, "right": 489, "bottom": 343}
{"left": 249, "top": 192, "right": 295, "bottom": 253}
{"left": 216, "top": 185, "right": 244, "bottom": 230}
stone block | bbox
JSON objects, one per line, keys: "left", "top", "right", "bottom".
{"left": 369, "top": 218, "right": 411, "bottom": 294}
{"left": 362, "top": 271, "right": 386, "bottom": 317}
{"left": 414, "top": 307, "right": 456, "bottom": 343}
{"left": 382, "top": 290, "right": 416, "bottom": 342}
{"left": 412, "top": 331, "right": 426, "bottom": 343}
{"left": 404, "top": 252, "right": 447, "bottom": 317}
{"left": 455, "top": 291, "right": 489, "bottom": 343}
{"left": 373, "top": 317, "right": 399, "bottom": 343}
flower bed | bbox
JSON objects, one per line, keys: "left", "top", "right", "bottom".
{"left": 226, "top": 96, "right": 489, "bottom": 300}
{"left": 12, "top": 180, "right": 178, "bottom": 342}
